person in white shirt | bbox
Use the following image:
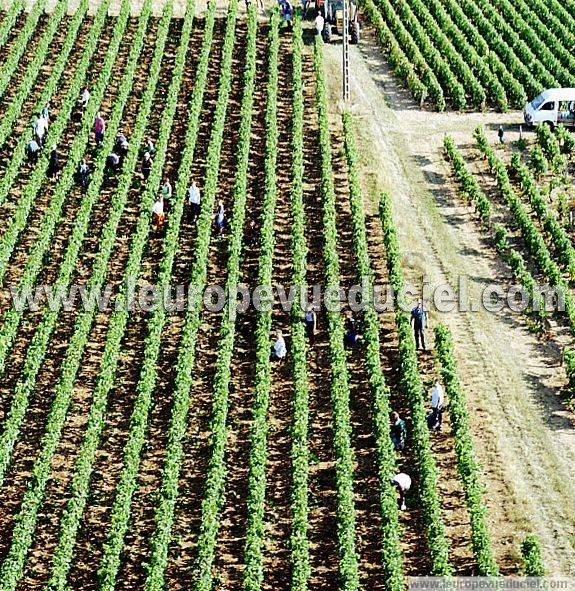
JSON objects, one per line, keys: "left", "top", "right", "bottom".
{"left": 315, "top": 13, "right": 324, "bottom": 36}
{"left": 187, "top": 180, "right": 201, "bottom": 223}
{"left": 81, "top": 86, "right": 90, "bottom": 108}
{"left": 33, "top": 113, "right": 48, "bottom": 146}
{"left": 429, "top": 379, "right": 445, "bottom": 431}
{"left": 271, "top": 330, "right": 287, "bottom": 361}
{"left": 152, "top": 196, "right": 165, "bottom": 232}
{"left": 392, "top": 473, "right": 411, "bottom": 511}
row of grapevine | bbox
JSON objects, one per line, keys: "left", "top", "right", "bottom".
{"left": 434, "top": 325, "right": 499, "bottom": 575}
{"left": 531, "top": 0, "right": 575, "bottom": 44}
{"left": 418, "top": 0, "right": 507, "bottom": 111}
{"left": 0, "top": 0, "right": 109, "bottom": 210}
{"left": 0, "top": 3, "right": 155, "bottom": 589}
{"left": 378, "top": 192, "right": 452, "bottom": 575}
{"left": 0, "top": 0, "right": 82, "bottom": 150}
{"left": 438, "top": 0, "right": 526, "bottom": 107}
{"left": 394, "top": 0, "right": 484, "bottom": 108}
{"left": 521, "top": 535, "right": 546, "bottom": 576}
{"left": 0, "top": 0, "right": 46, "bottom": 102}
{"left": 41, "top": 2, "right": 182, "bottom": 587}
{"left": 242, "top": 8, "right": 280, "bottom": 591}
{"left": 341, "top": 110, "right": 404, "bottom": 590}
{"left": 313, "top": 36, "right": 360, "bottom": 590}
{"left": 0, "top": 0, "right": 23, "bottom": 49}
{"left": 0, "top": 0, "right": 122, "bottom": 493}
{"left": 288, "top": 17, "right": 311, "bottom": 591}
{"left": 143, "top": 2, "right": 247, "bottom": 589}
{"left": 459, "top": 0, "right": 553, "bottom": 98}
{"left": 443, "top": 136, "right": 544, "bottom": 319}
{"left": 361, "top": 0, "right": 435, "bottom": 108}
{"left": 474, "top": 126, "right": 575, "bottom": 329}
{"left": 372, "top": 0, "right": 449, "bottom": 109}
{"left": 0, "top": 0, "right": 119, "bottom": 292}
{"left": 508, "top": 0, "right": 575, "bottom": 78}
{"left": 92, "top": 1, "right": 200, "bottom": 587}
{"left": 510, "top": 153, "right": 575, "bottom": 279}
{"left": 443, "top": 136, "right": 575, "bottom": 396}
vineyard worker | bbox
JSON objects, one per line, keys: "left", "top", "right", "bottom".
{"left": 187, "top": 180, "right": 201, "bottom": 223}
{"left": 141, "top": 151, "right": 153, "bottom": 180}
{"left": 76, "top": 157, "right": 90, "bottom": 187}
{"left": 428, "top": 379, "right": 445, "bottom": 431}
{"left": 25, "top": 137, "right": 40, "bottom": 164}
{"left": 47, "top": 145, "right": 59, "bottom": 179}
{"left": 41, "top": 103, "right": 50, "bottom": 126}
{"left": 106, "top": 151, "right": 120, "bottom": 175}
{"left": 80, "top": 86, "right": 90, "bottom": 108}
{"left": 305, "top": 304, "right": 317, "bottom": 344}
{"left": 390, "top": 411, "right": 407, "bottom": 451}
{"left": 94, "top": 112, "right": 106, "bottom": 147}
{"left": 214, "top": 199, "right": 226, "bottom": 235}
{"left": 143, "top": 136, "right": 156, "bottom": 156}
{"left": 115, "top": 132, "right": 129, "bottom": 161}
{"left": 33, "top": 113, "right": 48, "bottom": 146}
{"left": 391, "top": 472, "right": 411, "bottom": 511}
{"left": 410, "top": 300, "right": 428, "bottom": 350}
{"left": 315, "top": 12, "right": 324, "bottom": 35}
{"left": 344, "top": 310, "right": 361, "bottom": 347}
{"left": 245, "top": 218, "right": 257, "bottom": 247}
{"left": 498, "top": 125, "right": 504, "bottom": 144}
{"left": 160, "top": 178, "right": 172, "bottom": 201}
{"left": 271, "top": 330, "right": 287, "bottom": 361}
{"left": 152, "top": 195, "right": 165, "bottom": 232}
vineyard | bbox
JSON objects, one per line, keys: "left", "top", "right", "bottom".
{"left": 0, "top": 0, "right": 574, "bottom": 589}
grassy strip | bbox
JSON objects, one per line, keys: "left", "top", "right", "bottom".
{"left": 434, "top": 324, "right": 499, "bottom": 575}
{"left": 341, "top": 111, "right": 404, "bottom": 589}
{"left": 379, "top": 193, "right": 452, "bottom": 575}
{"left": 314, "top": 36, "right": 360, "bottom": 590}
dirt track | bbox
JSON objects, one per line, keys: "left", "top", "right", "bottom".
{"left": 323, "top": 26, "right": 575, "bottom": 575}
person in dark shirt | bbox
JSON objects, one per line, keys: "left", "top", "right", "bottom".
{"left": 304, "top": 304, "right": 317, "bottom": 344}
{"left": 47, "top": 145, "right": 59, "bottom": 179}
{"left": 390, "top": 411, "right": 407, "bottom": 450}
{"left": 76, "top": 157, "right": 90, "bottom": 187}
{"left": 410, "top": 300, "right": 428, "bottom": 350}
{"left": 344, "top": 311, "right": 361, "bottom": 347}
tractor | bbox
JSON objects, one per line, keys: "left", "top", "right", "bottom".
{"left": 319, "top": 0, "right": 360, "bottom": 44}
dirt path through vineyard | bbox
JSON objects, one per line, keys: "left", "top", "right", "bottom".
{"left": 323, "top": 26, "right": 575, "bottom": 576}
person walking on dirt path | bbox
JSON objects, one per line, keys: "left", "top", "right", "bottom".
{"left": 25, "top": 137, "right": 40, "bottom": 164}
{"left": 305, "top": 304, "right": 317, "bottom": 344}
{"left": 428, "top": 379, "right": 445, "bottom": 431}
{"left": 152, "top": 195, "right": 165, "bottom": 232}
{"left": 410, "top": 299, "right": 428, "bottom": 350}
{"left": 390, "top": 411, "right": 407, "bottom": 451}
{"left": 47, "top": 144, "right": 59, "bottom": 179}
{"left": 141, "top": 151, "right": 153, "bottom": 181}
{"left": 187, "top": 180, "right": 201, "bottom": 223}
{"left": 94, "top": 112, "right": 106, "bottom": 147}
{"left": 315, "top": 12, "right": 324, "bottom": 35}
{"left": 498, "top": 125, "right": 504, "bottom": 144}
{"left": 392, "top": 472, "right": 411, "bottom": 511}
{"left": 41, "top": 103, "right": 50, "bottom": 126}
{"left": 80, "top": 86, "right": 90, "bottom": 109}
{"left": 271, "top": 330, "right": 287, "bottom": 361}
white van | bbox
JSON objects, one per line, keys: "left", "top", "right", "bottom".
{"left": 524, "top": 88, "right": 575, "bottom": 128}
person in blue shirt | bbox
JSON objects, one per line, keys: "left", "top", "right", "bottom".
{"left": 410, "top": 300, "right": 428, "bottom": 350}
